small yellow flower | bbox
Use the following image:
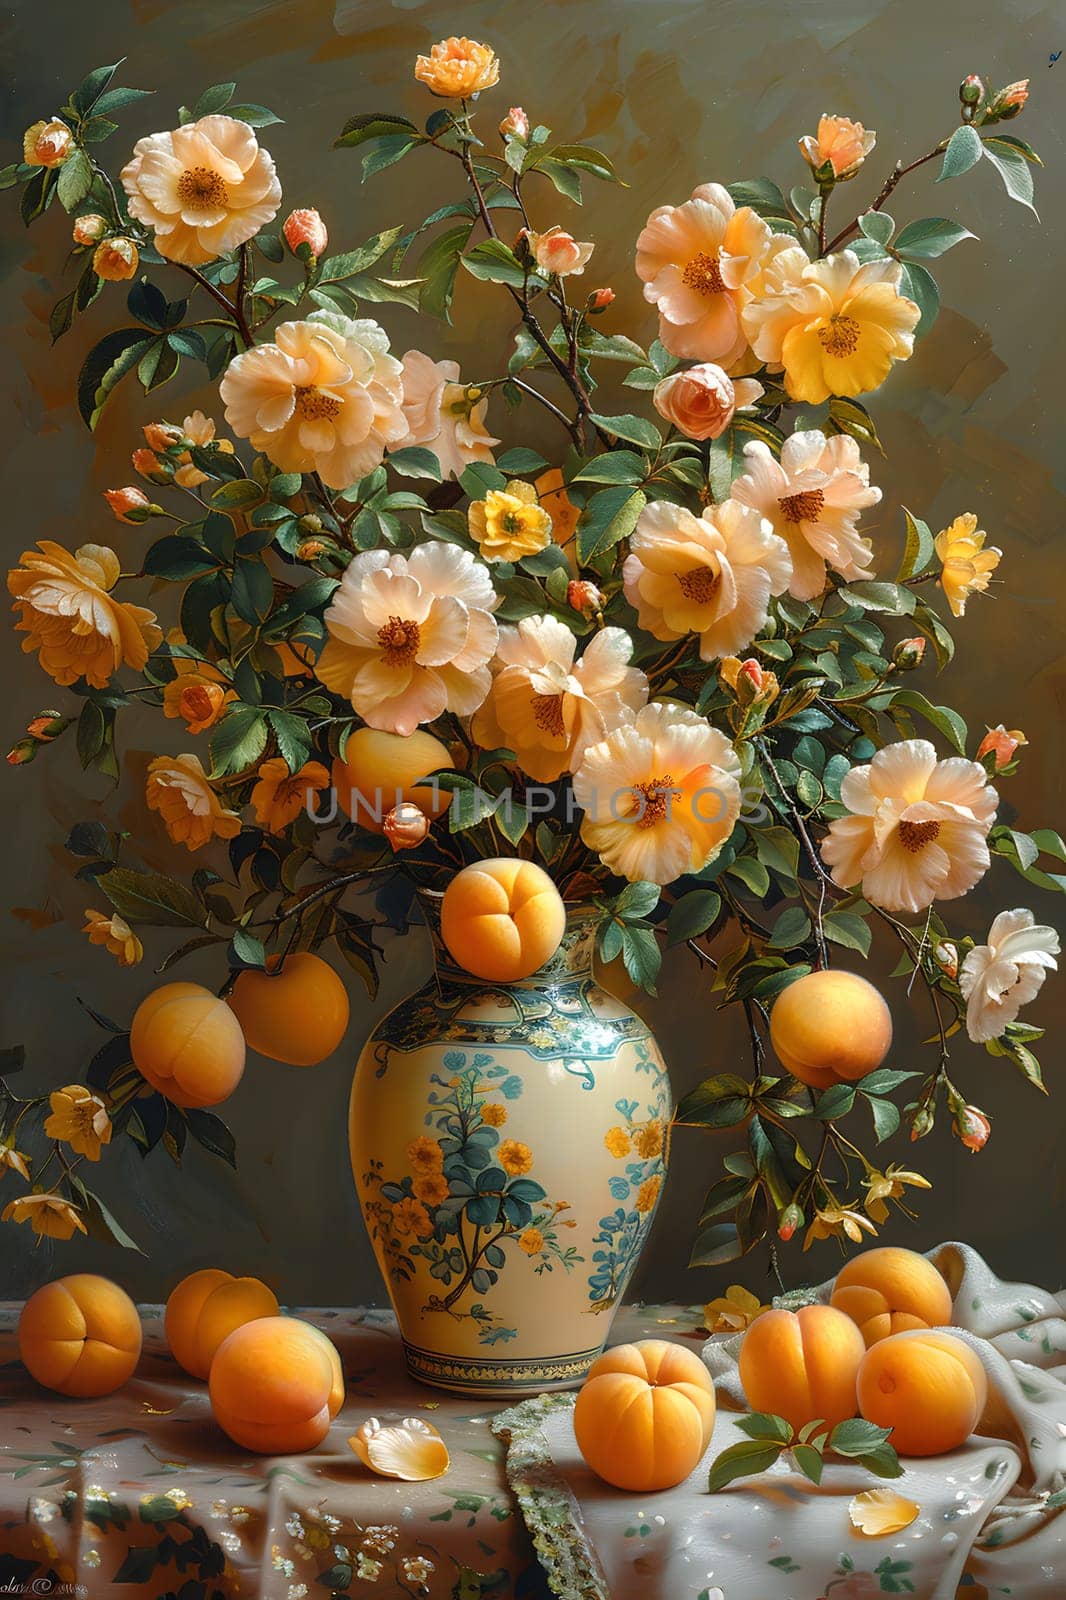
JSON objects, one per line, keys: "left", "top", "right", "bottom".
{"left": 250, "top": 756, "right": 331, "bottom": 834}
{"left": 146, "top": 753, "right": 242, "bottom": 852}
{"left": 604, "top": 1126, "right": 631, "bottom": 1158}
{"left": 803, "top": 1201, "right": 878, "bottom": 1251}
{"left": 2, "top": 1193, "right": 87, "bottom": 1240}
{"left": 82, "top": 909, "right": 143, "bottom": 968}
{"left": 93, "top": 237, "right": 140, "bottom": 282}
{"left": 934, "top": 513, "right": 1002, "bottom": 618}
{"left": 518, "top": 1227, "right": 544, "bottom": 1255}
{"left": 413, "top": 1171, "right": 450, "bottom": 1207}
{"left": 23, "top": 119, "right": 73, "bottom": 168}
{"left": 44, "top": 1085, "right": 112, "bottom": 1161}
{"left": 414, "top": 36, "right": 500, "bottom": 99}
{"left": 406, "top": 1136, "right": 444, "bottom": 1173}
{"left": 480, "top": 1103, "right": 507, "bottom": 1127}
{"left": 0, "top": 1140, "right": 31, "bottom": 1182}
{"left": 498, "top": 1140, "right": 533, "bottom": 1177}
{"left": 703, "top": 1284, "right": 769, "bottom": 1334}
{"left": 393, "top": 1197, "right": 433, "bottom": 1238}
{"left": 635, "top": 1174, "right": 663, "bottom": 1214}
{"left": 862, "top": 1164, "right": 932, "bottom": 1224}
{"left": 633, "top": 1119, "right": 664, "bottom": 1160}
{"left": 468, "top": 480, "right": 552, "bottom": 563}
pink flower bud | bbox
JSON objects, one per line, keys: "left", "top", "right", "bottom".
{"left": 143, "top": 421, "right": 184, "bottom": 453}
{"left": 23, "top": 119, "right": 73, "bottom": 168}
{"left": 934, "top": 941, "right": 959, "bottom": 981}
{"left": 993, "top": 79, "right": 1029, "bottom": 117}
{"left": 72, "top": 213, "right": 107, "bottom": 246}
{"left": 522, "top": 225, "right": 595, "bottom": 278}
{"left": 499, "top": 107, "right": 530, "bottom": 141}
{"left": 25, "top": 711, "right": 66, "bottom": 743}
{"left": 383, "top": 802, "right": 430, "bottom": 852}
{"left": 567, "top": 579, "right": 604, "bottom": 616}
{"left": 777, "top": 1203, "right": 803, "bottom": 1242}
{"left": 588, "top": 287, "right": 615, "bottom": 312}
{"left": 93, "top": 237, "right": 139, "bottom": 282}
{"left": 976, "top": 724, "right": 1026, "bottom": 770}
{"left": 7, "top": 740, "right": 36, "bottom": 767}
{"left": 131, "top": 448, "right": 169, "bottom": 483}
{"left": 104, "top": 487, "right": 151, "bottom": 523}
{"left": 283, "top": 208, "right": 329, "bottom": 258}
{"left": 955, "top": 1104, "right": 991, "bottom": 1153}
{"left": 960, "top": 74, "right": 985, "bottom": 106}
{"left": 892, "top": 636, "right": 926, "bottom": 671}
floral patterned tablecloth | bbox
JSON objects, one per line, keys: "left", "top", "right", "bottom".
{"left": 0, "top": 1299, "right": 691, "bottom": 1600}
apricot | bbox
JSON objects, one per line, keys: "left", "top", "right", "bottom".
{"left": 770, "top": 969, "right": 892, "bottom": 1089}
{"left": 573, "top": 1338, "right": 716, "bottom": 1491}
{"left": 334, "top": 727, "right": 453, "bottom": 833}
{"left": 227, "top": 952, "right": 349, "bottom": 1067}
{"left": 18, "top": 1274, "right": 142, "bottom": 1397}
{"left": 165, "top": 1268, "right": 280, "bottom": 1379}
{"left": 440, "top": 858, "right": 566, "bottom": 983}
{"left": 130, "top": 982, "right": 246, "bottom": 1108}
{"left": 831, "top": 1246, "right": 953, "bottom": 1347}
{"left": 209, "top": 1316, "right": 344, "bottom": 1453}
{"left": 857, "top": 1329, "right": 987, "bottom": 1456}
{"left": 738, "top": 1305, "right": 865, "bottom": 1432}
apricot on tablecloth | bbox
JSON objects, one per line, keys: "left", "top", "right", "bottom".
{"left": 831, "top": 1246, "right": 953, "bottom": 1346}
{"left": 739, "top": 1304, "right": 865, "bottom": 1431}
{"left": 18, "top": 1274, "right": 142, "bottom": 1397}
{"left": 165, "top": 1268, "right": 279, "bottom": 1379}
{"left": 769, "top": 969, "right": 893, "bottom": 1089}
{"left": 440, "top": 857, "right": 566, "bottom": 982}
{"left": 227, "top": 952, "right": 349, "bottom": 1067}
{"left": 573, "top": 1338, "right": 716, "bottom": 1491}
{"left": 857, "top": 1328, "right": 988, "bottom": 1455}
{"left": 209, "top": 1316, "right": 344, "bottom": 1453}
{"left": 130, "top": 981, "right": 246, "bottom": 1107}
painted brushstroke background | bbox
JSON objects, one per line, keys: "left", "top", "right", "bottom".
{"left": 0, "top": 0, "right": 1063, "bottom": 1306}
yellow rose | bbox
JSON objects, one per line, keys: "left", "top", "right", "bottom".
{"left": 414, "top": 37, "right": 499, "bottom": 99}
{"left": 93, "top": 237, "right": 140, "bottom": 282}
{"left": 23, "top": 119, "right": 73, "bottom": 167}
{"left": 8, "top": 542, "right": 161, "bottom": 689}
{"left": 468, "top": 480, "right": 551, "bottom": 563}
{"left": 146, "top": 753, "right": 241, "bottom": 852}
{"left": 83, "top": 909, "right": 143, "bottom": 968}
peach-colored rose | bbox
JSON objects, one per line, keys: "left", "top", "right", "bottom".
{"left": 588, "top": 287, "right": 615, "bottom": 310}
{"left": 93, "top": 237, "right": 139, "bottom": 281}
{"left": 414, "top": 37, "right": 499, "bottom": 98}
{"left": 72, "top": 213, "right": 106, "bottom": 246}
{"left": 397, "top": 351, "right": 499, "bottom": 480}
{"left": 121, "top": 114, "right": 281, "bottom": 267}
{"left": 976, "top": 725, "right": 1027, "bottom": 770}
{"left": 163, "top": 673, "right": 235, "bottom": 734}
{"left": 9, "top": 542, "right": 161, "bottom": 689}
{"left": 499, "top": 107, "right": 529, "bottom": 141}
{"left": 525, "top": 226, "right": 594, "bottom": 278}
{"left": 652, "top": 364, "right": 763, "bottom": 441}
{"left": 955, "top": 1104, "right": 991, "bottom": 1153}
{"left": 104, "top": 487, "right": 151, "bottom": 523}
{"left": 171, "top": 411, "right": 236, "bottom": 489}
{"left": 284, "top": 207, "right": 328, "bottom": 257}
{"left": 798, "top": 114, "right": 876, "bottom": 180}
{"left": 132, "top": 447, "right": 167, "bottom": 482}
{"left": 23, "top": 119, "right": 73, "bottom": 167}
{"left": 146, "top": 753, "right": 242, "bottom": 852}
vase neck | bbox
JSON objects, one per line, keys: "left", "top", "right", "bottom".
{"left": 416, "top": 890, "right": 598, "bottom": 988}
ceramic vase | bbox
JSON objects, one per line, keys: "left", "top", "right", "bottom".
{"left": 349, "top": 893, "right": 671, "bottom": 1396}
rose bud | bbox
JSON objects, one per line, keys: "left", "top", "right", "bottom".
{"left": 7, "top": 740, "right": 36, "bottom": 767}
{"left": 104, "top": 487, "right": 151, "bottom": 523}
{"left": 383, "top": 802, "right": 430, "bottom": 852}
{"left": 719, "top": 656, "right": 779, "bottom": 708}
{"left": 297, "top": 538, "right": 327, "bottom": 561}
{"left": 26, "top": 710, "right": 67, "bottom": 743}
{"left": 954, "top": 1103, "right": 991, "bottom": 1153}
{"left": 499, "top": 106, "right": 530, "bottom": 142}
{"left": 653, "top": 364, "right": 763, "bottom": 442}
{"left": 523, "top": 225, "right": 594, "bottom": 278}
{"left": 567, "top": 579, "right": 604, "bottom": 616}
{"left": 23, "top": 118, "right": 73, "bottom": 168}
{"left": 990, "top": 79, "right": 1029, "bottom": 119}
{"left": 909, "top": 1103, "right": 936, "bottom": 1141}
{"left": 976, "top": 724, "right": 1027, "bottom": 771}
{"left": 283, "top": 207, "right": 329, "bottom": 259}
{"left": 892, "top": 636, "right": 927, "bottom": 671}
{"left": 959, "top": 74, "right": 985, "bottom": 108}
{"left": 777, "top": 1202, "right": 803, "bottom": 1242}
{"left": 72, "top": 213, "right": 107, "bottom": 247}
{"left": 587, "top": 287, "right": 615, "bottom": 312}
{"left": 93, "top": 237, "right": 139, "bottom": 282}
{"left": 934, "top": 941, "right": 959, "bottom": 981}
{"left": 143, "top": 421, "right": 185, "bottom": 453}
{"left": 798, "top": 114, "right": 876, "bottom": 181}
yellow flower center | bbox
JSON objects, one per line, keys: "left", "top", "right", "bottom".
{"left": 377, "top": 616, "right": 421, "bottom": 664}
{"left": 177, "top": 166, "right": 229, "bottom": 208}
{"left": 778, "top": 489, "right": 826, "bottom": 524}
{"left": 677, "top": 566, "right": 721, "bottom": 604}
{"left": 533, "top": 694, "right": 566, "bottom": 738}
{"left": 294, "top": 387, "right": 343, "bottom": 421}
{"left": 682, "top": 250, "right": 726, "bottom": 296}
{"left": 898, "top": 819, "right": 941, "bottom": 853}
{"left": 633, "top": 775, "right": 680, "bottom": 830}
{"left": 817, "top": 313, "right": 861, "bottom": 358}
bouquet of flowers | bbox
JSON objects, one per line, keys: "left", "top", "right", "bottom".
{"left": 1, "top": 40, "right": 1058, "bottom": 1268}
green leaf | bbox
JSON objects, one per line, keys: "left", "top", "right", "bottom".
{"left": 707, "top": 1439, "right": 784, "bottom": 1492}
{"left": 889, "top": 689, "right": 967, "bottom": 755}
{"left": 210, "top": 705, "right": 268, "bottom": 776}
{"left": 416, "top": 222, "right": 472, "bottom": 321}
{"left": 726, "top": 178, "right": 790, "bottom": 221}
{"left": 230, "top": 556, "right": 274, "bottom": 623}
{"left": 620, "top": 924, "right": 660, "bottom": 995}
{"left": 319, "top": 228, "right": 404, "bottom": 281}
{"left": 813, "top": 1082, "right": 856, "bottom": 1120}
{"left": 588, "top": 412, "right": 661, "bottom": 449}
{"left": 460, "top": 238, "right": 529, "bottom": 288}
{"left": 362, "top": 137, "right": 419, "bottom": 181}
{"left": 938, "top": 124, "right": 983, "bottom": 182}
{"left": 823, "top": 911, "right": 873, "bottom": 956}
{"left": 225, "top": 102, "right": 283, "bottom": 128}
{"left": 768, "top": 905, "right": 811, "bottom": 949}
{"left": 143, "top": 536, "right": 219, "bottom": 580}
{"left": 858, "top": 210, "right": 894, "bottom": 245}
{"left": 896, "top": 507, "right": 936, "bottom": 580}
{"left": 900, "top": 262, "right": 940, "bottom": 339}
{"left": 828, "top": 1418, "right": 893, "bottom": 1456}
{"left": 982, "top": 137, "right": 1038, "bottom": 215}
{"left": 267, "top": 709, "right": 311, "bottom": 772}
{"left": 191, "top": 81, "right": 236, "bottom": 118}
{"left": 96, "top": 868, "right": 207, "bottom": 929}
{"left": 837, "top": 580, "right": 916, "bottom": 616}
{"left": 792, "top": 1444, "right": 825, "bottom": 1484}
{"left": 229, "top": 927, "right": 266, "bottom": 969}
{"left": 826, "top": 397, "right": 884, "bottom": 456}
{"left": 334, "top": 112, "right": 419, "bottom": 150}
{"left": 571, "top": 450, "right": 647, "bottom": 485}
{"left": 867, "top": 1096, "right": 901, "bottom": 1142}
{"left": 613, "top": 881, "right": 660, "bottom": 920}
{"left": 894, "top": 217, "right": 976, "bottom": 259}
{"left": 77, "top": 327, "right": 155, "bottom": 429}
{"left": 675, "top": 1074, "right": 751, "bottom": 1129}
{"left": 386, "top": 445, "right": 442, "bottom": 481}
{"left": 70, "top": 1175, "right": 143, "bottom": 1251}
{"left": 575, "top": 486, "right": 646, "bottom": 563}
{"left": 689, "top": 1220, "right": 744, "bottom": 1267}
{"left": 666, "top": 889, "right": 721, "bottom": 946}
{"left": 544, "top": 143, "right": 624, "bottom": 183}
{"left": 726, "top": 857, "right": 771, "bottom": 898}
{"left": 735, "top": 1412, "right": 793, "bottom": 1444}
{"left": 56, "top": 150, "right": 92, "bottom": 210}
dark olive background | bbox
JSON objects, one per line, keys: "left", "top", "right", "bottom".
{"left": 1, "top": 0, "right": 1063, "bottom": 1307}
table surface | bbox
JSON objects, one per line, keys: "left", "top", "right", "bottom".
{"left": 0, "top": 1299, "right": 701, "bottom": 1599}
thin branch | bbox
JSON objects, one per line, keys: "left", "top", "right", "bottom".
{"left": 824, "top": 141, "right": 950, "bottom": 254}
